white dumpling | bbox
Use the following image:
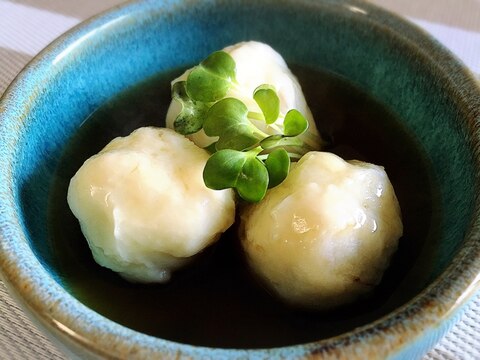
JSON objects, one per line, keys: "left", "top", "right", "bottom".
{"left": 67, "top": 127, "right": 236, "bottom": 283}
{"left": 240, "top": 152, "right": 403, "bottom": 310}
{"left": 166, "top": 41, "right": 322, "bottom": 150}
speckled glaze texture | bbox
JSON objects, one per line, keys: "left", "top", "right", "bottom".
{"left": 0, "top": 0, "right": 479, "bottom": 359}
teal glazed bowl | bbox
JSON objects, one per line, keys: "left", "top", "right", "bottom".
{"left": 1, "top": 0, "right": 480, "bottom": 358}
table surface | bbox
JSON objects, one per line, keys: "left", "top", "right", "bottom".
{"left": 0, "top": 0, "right": 479, "bottom": 359}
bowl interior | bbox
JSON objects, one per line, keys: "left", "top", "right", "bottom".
{"left": 3, "top": 0, "right": 477, "bottom": 351}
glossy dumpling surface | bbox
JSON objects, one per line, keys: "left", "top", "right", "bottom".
{"left": 68, "top": 127, "right": 236, "bottom": 283}
{"left": 240, "top": 151, "right": 403, "bottom": 310}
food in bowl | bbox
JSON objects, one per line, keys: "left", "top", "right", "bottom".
{"left": 47, "top": 36, "right": 432, "bottom": 347}
{"left": 240, "top": 151, "right": 402, "bottom": 310}
{"left": 66, "top": 41, "right": 403, "bottom": 313}
{"left": 166, "top": 41, "right": 322, "bottom": 150}
{"left": 67, "top": 127, "right": 235, "bottom": 283}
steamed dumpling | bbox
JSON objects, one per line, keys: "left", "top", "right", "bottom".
{"left": 67, "top": 127, "right": 236, "bottom": 283}
{"left": 240, "top": 152, "right": 403, "bottom": 310}
{"left": 166, "top": 41, "right": 322, "bottom": 150}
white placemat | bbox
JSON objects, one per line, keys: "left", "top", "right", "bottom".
{"left": 0, "top": 0, "right": 479, "bottom": 359}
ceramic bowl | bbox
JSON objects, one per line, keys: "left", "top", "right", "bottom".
{"left": 1, "top": 0, "right": 480, "bottom": 358}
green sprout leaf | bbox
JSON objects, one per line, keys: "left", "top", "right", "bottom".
{"left": 260, "top": 134, "right": 303, "bottom": 150}
{"left": 172, "top": 81, "right": 210, "bottom": 135}
{"left": 203, "top": 150, "right": 246, "bottom": 189}
{"left": 203, "top": 149, "right": 268, "bottom": 202}
{"left": 283, "top": 109, "right": 309, "bottom": 136}
{"left": 238, "top": 155, "right": 269, "bottom": 202}
{"left": 215, "top": 127, "right": 260, "bottom": 151}
{"left": 168, "top": 48, "right": 323, "bottom": 203}
{"left": 186, "top": 51, "right": 236, "bottom": 102}
{"left": 204, "top": 98, "right": 261, "bottom": 151}
{"left": 253, "top": 84, "right": 280, "bottom": 124}
{"left": 265, "top": 148, "right": 290, "bottom": 188}
{"left": 203, "top": 98, "right": 249, "bottom": 135}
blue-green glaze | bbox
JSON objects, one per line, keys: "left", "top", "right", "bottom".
{"left": 0, "top": 0, "right": 479, "bottom": 358}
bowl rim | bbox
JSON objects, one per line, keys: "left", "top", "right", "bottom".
{"left": 0, "top": 0, "right": 480, "bottom": 358}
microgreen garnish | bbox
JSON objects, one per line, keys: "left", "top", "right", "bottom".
{"left": 186, "top": 51, "right": 236, "bottom": 102}
{"left": 260, "top": 134, "right": 303, "bottom": 150}
{"left": 204, "top": 98, "right": 265, "bottom": 151}
{"left": 284, "top": 109, "right": 309, "bottom": 136}
{"left": 203, "top": 148, "right": 268, "bottom": 202}
{"left": 172, "top": 50, "right": 319, "bottom": 202}
{"left": 265, "top": 148, "right": 290, "bottom": 188}
{"left": 253, "top": 84, "right": 280, "bottom": 124}
{"left": 172, "top": 81, "right": 210, "bottom": 135}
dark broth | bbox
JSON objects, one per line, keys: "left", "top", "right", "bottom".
{"left": 48, "top": 66, "right": 436, "bottom": 348}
